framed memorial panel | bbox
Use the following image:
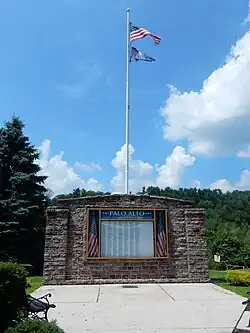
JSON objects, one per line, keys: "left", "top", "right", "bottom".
{"left": 86, "top": 209, "right": 168, "bottom": 259}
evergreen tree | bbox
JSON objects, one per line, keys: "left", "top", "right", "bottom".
{"left": 0, "top": 116, "right": 47, "bottom": 272}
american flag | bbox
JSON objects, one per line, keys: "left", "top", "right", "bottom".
{"left": 88, "top": 212, "right": 98, "bottom": 257}
{"left": 156, "top": 211, "right": 166, "bottom": 257}
{"left": 130, "top": 24, "right": 161, "bottom": 45}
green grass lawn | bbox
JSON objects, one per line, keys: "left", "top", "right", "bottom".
{"left": 209, "top": 270, "right": 249, "bottom": 298}
{"left": 26, "top": 276, "right": 43, "bottom": 294}
{"left": 209, "top": 270, "right": 227, "bottom": 280}
{"left": 218, "top": 282, "right": 249, "bottom": 297}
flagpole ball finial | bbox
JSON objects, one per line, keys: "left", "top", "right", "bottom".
{"left": 127, "top": 8, "right": 130, "bottom": 12}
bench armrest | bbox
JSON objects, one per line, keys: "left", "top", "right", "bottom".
{"left": 37, "top": 293, "right": 52, "bottom": 303}
{"left": 242, "top": 298, "right": 250, "bottom": 305}
{"left": 26, "top": 293, "right": 56, "bottom": 310}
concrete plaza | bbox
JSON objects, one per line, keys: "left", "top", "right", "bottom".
{"left": 32, "top": 283, "right": 249, "bottom": 333}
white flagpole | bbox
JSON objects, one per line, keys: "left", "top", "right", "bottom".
{"left": 125, "top": 8, "right": 131, "bottom": 194}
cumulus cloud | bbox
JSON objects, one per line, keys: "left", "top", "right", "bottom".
{"left": 74, "top": 162, "right": 102, "bottom": 172}
{"left": 36, "top": 139, "right": 195, "bottom": 196}
{"left": 38, "top": 139, "right": 102, "bottom": 195}
{"left": 210, "top": 169, "right": 250, "bottom": 192}
{"left": 161, "top": 30, "right": 250, "bottom": 157}
{"left": 155, "top": 146, "right": 195, "bottom": 188}
{"left": 244, "top": 1, "right": 250, "bottom": 24}
{"left": 109, "top": 144, "right": 154, "bottom": 193}
{"left": 110, "top": 144, "right": 195, "bottom": 193}
{"left": 237, "top": 144, "right": 250, "bottom": 158}
{"left": 193, "top": 180, "right": 201, "bottom": 189}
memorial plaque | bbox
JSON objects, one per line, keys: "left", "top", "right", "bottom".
{"left": 100, "top": 220, "right": 154, "bottom": 257}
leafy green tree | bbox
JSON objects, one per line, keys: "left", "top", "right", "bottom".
{"left": 0, "top": 116, "right": 47, "bottom": 273}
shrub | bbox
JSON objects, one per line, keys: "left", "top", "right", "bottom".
{"left": 21, "top": 264, "right": 34, "bottom": 276}
{"left": 226, "top": 269, "right": 250, "bottom": 286}
{"left": 5, "top": 319, "right": 65, "bottom": 333}
{"left": 0, "top": 262, "right": 28, "bottom": 332}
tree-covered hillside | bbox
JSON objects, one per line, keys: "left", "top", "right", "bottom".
{"left": 141, "top": 186, "right": 250, "bottom": 269}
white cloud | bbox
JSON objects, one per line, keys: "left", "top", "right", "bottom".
{"left": 74, "top": 162, "right": 102, "bottom": 172}
{"left": 244, "top": 1, "right": 250, "bottom": 24}
{"left": 210, "top": 179, "right": 233, "bottom": 193}
{"left": 193, "top": 179, "right": 201, "bottom": 189}
{"left": 155, "top": 146, "right": 195, "bottom": 188}
{"left": 161, "top": 30, "right": 250, "bottom": 157}
{"left": 110, "top": 144, "right": 195, "bottom": 193}
{"left": 210, "top": 169, "right": 250, "bottom": 192}
{"left": 38, "top": 139, "right": 102, "bottom": 195}
{"left": 110, "top": 144, "right": 154, "bottom": 193}
{"left": 37, "top": 140, "right": 194, "bottom": 196}
{"left": 237, "top": 144, "right": 250, "bottom": 158}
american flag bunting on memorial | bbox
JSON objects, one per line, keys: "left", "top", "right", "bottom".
{"left": 156, "top": 211, "right": 166, "bottom": 257}
{"left": 88, "top": 212, "right": 98, "bottom": 257}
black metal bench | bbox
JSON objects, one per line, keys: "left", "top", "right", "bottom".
{"left": 233, "top": 291, "right": 250, "bottom": 333}
{"left": 24, "top": 293, "right": 56, "bottom": 321}
{"left": 241, "top": 292, "right": 250, "bottom": 328}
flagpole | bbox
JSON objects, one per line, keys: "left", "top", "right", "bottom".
{"left": 125, "top": 8, "right": 130, "bottom": 194}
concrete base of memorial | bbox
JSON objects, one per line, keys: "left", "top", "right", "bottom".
{"left": 32, "top": 283, "right": 246, "bottom": 333}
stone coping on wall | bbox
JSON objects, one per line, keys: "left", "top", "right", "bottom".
{"left": 56, "top": 194, "right": 195, "bottom": 205}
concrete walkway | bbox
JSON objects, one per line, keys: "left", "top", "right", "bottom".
{"left": 32, "top": 283, "right": 248, "bottom": 333}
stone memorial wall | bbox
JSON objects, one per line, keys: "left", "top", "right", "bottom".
{"left": 43, "top": 194, "right": 209, "bottom": 285}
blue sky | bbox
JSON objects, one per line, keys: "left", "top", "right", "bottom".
{"left": 1, "top": 0, "right": 250, "bottom": 194}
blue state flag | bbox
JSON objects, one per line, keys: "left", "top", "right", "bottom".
{"left": 130, "top": 47, "right": 155, "bottom": 62}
